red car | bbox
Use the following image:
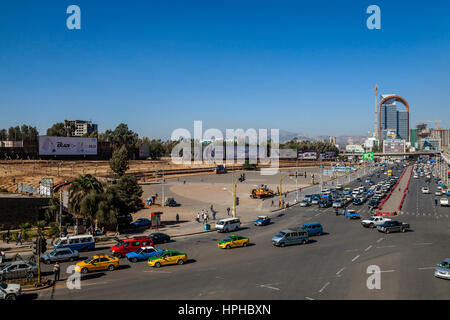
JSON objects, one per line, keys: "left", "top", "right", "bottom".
{"left": 110, "top": 236, "right": 154, "bottom": 258}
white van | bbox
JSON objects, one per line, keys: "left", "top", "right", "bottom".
{"left": 215, "top": 218, "right": 241, "bottom": 233}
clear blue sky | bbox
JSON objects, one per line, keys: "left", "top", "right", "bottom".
{"left": 1, "top": 0, "right": 449, "bottom": 139}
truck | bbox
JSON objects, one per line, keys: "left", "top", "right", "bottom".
{"left": 361, "top": 216, "right": 391, "bottom": 228}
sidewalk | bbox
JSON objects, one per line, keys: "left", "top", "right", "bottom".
{"left": 378, "top": 166, "right": 413, "bottom": 214}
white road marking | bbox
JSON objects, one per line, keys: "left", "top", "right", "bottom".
{"left": 365, "top": 245, "right": 373, "bottom": 252}
{"left": 336, "top": 267, "right": 345, "bottom": 275}
{"left": 377, "top": 270, "right": 396, "bottom": 273}
{"left": 82, "top": 281, "right": 109, "bottom": 287}
{"left": 351, "top": 255, "right": 360, "bottom": 262}
{"left": 376, "top": 238, "right": 384, "bottom": 243}
{"left": 413, "top": 243, "right": 432, "bottom": 246}
{"left": 258, "top": 284, "right": 280, "bottom": 291}
{"left": 318, "top": 282, "right": 330, "bottom": 293}
{"left": 376, "top": 245, "right": 397, "bottom": 249}
{"left": 305, "top": 296, "right": 315, "bottom": 300}
{"left": 345, "top": 249, "right": 359, "bottom": 252}
{"left": 418, "top": 267, "right": 435, "bottom": 270}
{"left": 144, "top": 270, "right": 173, "bottom": 274}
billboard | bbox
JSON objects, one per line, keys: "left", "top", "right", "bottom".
{"left": 363, "top": 152, "right": 374, "bottom": 161}
{"left": 39, "top": 136, "right": 97, "bottom": 155}
{"left": 383, "top": 139, "right": 406, "bottom": 153}
{"left": 298, "top": 150, "right": 317, "bottom": 160}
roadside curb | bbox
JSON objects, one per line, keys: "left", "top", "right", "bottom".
{"left": 22, "top": 281, "right": 53, "bottom": 293}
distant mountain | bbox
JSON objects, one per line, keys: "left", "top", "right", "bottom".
{"left": 278, "top": 132, "right": 366, "bottom": 145}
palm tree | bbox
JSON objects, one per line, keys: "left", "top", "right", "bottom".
{"left": 69, "top": 174, "right": 104, "bottom": 214}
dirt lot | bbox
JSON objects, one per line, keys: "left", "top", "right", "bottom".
{"left": 0, "top": 159, "right": 216, "bottom": 193}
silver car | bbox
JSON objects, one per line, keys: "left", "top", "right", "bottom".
{"left": 0, "top": 261, "right": 38, "bottom": 281}
{"left": 434, "top": 258, "right": 450, "bottom": 280}
{"left": 0, "top": 283, "right": 22, "bottom": 300}
{"left": 40, "top": 248, "right": 79, "bottom": 264}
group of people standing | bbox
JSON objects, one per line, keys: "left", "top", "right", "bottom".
{"left": 196, "top": 205, "right": 217, "bottom": 223}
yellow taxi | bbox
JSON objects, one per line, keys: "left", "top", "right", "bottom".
{"left": 147, "top": 250, "right": 187, "bottom": 268}
{"left": 217, "top": 235, "right": 250, "bottom": 249}
{"left": 75, "top": 255, "right": 119, "bottom": 274}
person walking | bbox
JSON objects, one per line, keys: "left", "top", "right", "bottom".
{"left": 53, "top": 262, "right": 60, "bottom": 282}
{"left": 6, "top": 229, "right": 10, "bottom": 244}
{"left": 16, "top": 231, "right": 22, "bottom": 246}
{"left": 196, "top": 212, "right": 200, "bottom": 223}
{"left": 212, "top": 210, "right": 216, "bottom": 220}
{"left": 176, "top": 213, "right": 180, "bottom": 223}
{"left": 271, "top": 200, "right": 274, "bottom": 207}
{"left": 227, "top": 207, "right": 230, "bottom": 216}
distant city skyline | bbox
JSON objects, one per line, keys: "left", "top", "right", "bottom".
{"left": 1, "top": 1, "right": 449, "bottom": 139}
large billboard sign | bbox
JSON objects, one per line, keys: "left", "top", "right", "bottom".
{"left": 383, "top": 139, "right": 406, "bottom": 154}
{"left": 363, "top": 152, "right": 374, "bottom": 161}
{"left": 39, "top": 136, "right": 97, "bottom": 155}
{"left": 298, "top": 150, "right": 317, "bottom": 160}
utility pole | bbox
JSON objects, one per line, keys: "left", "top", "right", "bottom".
{"left": 59, "top": 190, "right": 62, "bottom": 232}
{"left": 162, "top": 170, "right": 165, "bottom": 207}
{"left": 280, "top": 173, "right": 289, "bottom": 207}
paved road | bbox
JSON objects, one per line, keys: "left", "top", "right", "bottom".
{"left": 28, "top": 164, "right": 449, "bottom": 300}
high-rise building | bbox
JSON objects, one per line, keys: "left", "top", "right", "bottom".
{"left": 379, "top": 95, "right": 409, "bottom": 141}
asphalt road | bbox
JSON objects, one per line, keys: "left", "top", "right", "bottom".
{"left": 31, "top": 164, "right": 449, "bottom": 300}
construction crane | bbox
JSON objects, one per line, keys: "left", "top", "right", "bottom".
{"left": 417, "top": 120, "right": 442, "bottom": 130}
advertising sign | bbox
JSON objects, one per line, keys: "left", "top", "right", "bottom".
{"left": 383, "top": 139, "right": 406, "bottom": 153}
{"left": 363, "top": 152, "right": 374, "bottom": 161}
{"left": 39, "top": 136, "right": 97, "bottom": 155}
{"left": 298, "top": 150, "right": 317, "bottom": 160}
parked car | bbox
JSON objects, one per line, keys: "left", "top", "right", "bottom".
{"left": 147, "top": 250, "right": 187, "bottom": 268}
{"left": 344, "top": 210, "right": 360, "bottom": 219}
{"left": 0, "top": 283, "right": 22, "bottom": 300}
{"left": 377, "top": 220, "right": 410, "bottom": 233}
{"left": 40, "top": 248, "right": 79, "bottom": 264}
{"left": 434, "top": 258, "right": 450, "bottom": 280}
{"left": 164, "top": 198, "right": 180, "bottom": 207}
{"left": 126, "top": 246, "right": 163, "bottom": 263}
{"left": 271, "top": 229, "right": 309, "bottom": 247}
{"left": 75, "top": 255, "right": 119, "bottom": 274}
{"left": 254, "top": 216, "right": 271, "bottom": 226}
{"left": 0, "top": 261, "right": 38, "bottom": 281}
{"left": 131, "top": 218, "right": 151, "bottom": 229}
{"left": 148, "top": 233, "right": 171, "bottom": 244}
{"left": 217, "top": 235, "right": 250, "bottom": 249}
{"left": 361, "top": 216, "right": 391, "bottom": 228}
{"left": 110, "top": 236, "right": 154, "bottom": 258}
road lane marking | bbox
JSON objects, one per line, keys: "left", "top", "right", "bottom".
{"left": 82, "top": 281, "right": 109, "bottom": 287}
{"left": 336, "top": 267, "right": 345, "bottom": 276}
{"left": 365, "top": 245, "right": 372, "bottom": 252}
{"left": 258, "top": 284, "right": 280, "bottom": 291}
{"left": 318, "top": 282, "right": 330, "bottom": 293}
{"left": 305, "top": 297, "right": 315, "bottom": 300}
{"left": 376, "top": 245, "right": 397, "bottom": 249}
{"left": 144, "top": 270, "right": 173, "bottom": 274}
{"left": 413, "top": 243, "right": 432, "bottom": 246}
{"left": 345, "top": 249, "right": 359, "bottom": 252}
{"left": 418, "top": 267, "right": 435, "bottom": 270}
{"left": 351, "top": 255, "right": 360, "bottom": 262}
{"left": 376, "top": 238, "right": 384, "bottom": 243}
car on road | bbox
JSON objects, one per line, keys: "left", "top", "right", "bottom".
{"left": 377, "top": 220, "right": 410, "bottom": 233}
{"left": 435, "top": 190, "right": 442, "bottom": 196}
{"left": 368, "top": 198, "right": 379, "bottom": 208}
{"left": 332, "top": 199, "right": 344, "bottom": 208}
{"left": 131, "top": 218, "right": 151, "bottom": 229}
{"left": 361, "top": 216, "right": 391, "bottom": 228}
{"left": 0, "top": 251, "right": 4, "bottom": 264}
{"left": 254, "top": 216, "right": 271, "bottom": 226}
{"left": 421, "top": 187, "right": 430, "bottom": 194}
{"left": 311, "top": 194, "right": 321, "bottom": 205}
{"left": 164, "top": 197, "right": 180, "bottom": 207}
{"left": 319, "top": 198, "right": 332, "bottom": 208}
{"left": 75, "top": 255, "right": 120, "bottom": 274}
{"left": 53, "top": 235, "right": 95, "bottom": 252}
{"left": 215, "top": 218, "right": 241, "bottom": 233}
{"left": 344, "top": 210, "right": 360, "bottom": 219}
{"left": 0, "top": 261, "right": 38, "bottom": 281}
{"left": 271, "top": 229, "right": 309, "bottom": 247}
{"left": 0, "top": 283, "right": 22, "bottom": 300}
{"left": 440, "top": 198, "right": 449, "bottom": 207}
{"left": 110, "top": 236, "right": 155, "bottom": 258}
{"left": 299, "top": 199, "right": 311, "bottom": 207}
{"left": 40, "top": 248, "right": 79, "bottom": 264}
{"left": 147, "top": 250, "right": 187, "bottom": 268}
{"left": 218, "top": 235, "right": 250, "bottom": 249}
{"left": 126, "top": 246, "right": 163, "bottom": 262}
{"left": 336, "top": 184, "right": 343, "bottom": 190}
{"left": 434, "top": 258, "right": 450, "bottom": 280}
{"left": 301, "top": 223, "right": 323, "bottom": 236}
{"left": 148, "top": 233, "right": 171, "bottom": 244}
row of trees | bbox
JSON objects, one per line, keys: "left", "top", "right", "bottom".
{"left": 0, "top": 125, "right": 39, "bottom": 141}
{"left": 280, "top": 139, "right": 340, "bottom": 154}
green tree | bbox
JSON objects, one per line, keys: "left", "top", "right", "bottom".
{"left": 69, "top": 174, "right": 104, "bottom": 215}
{"left": 109, "top": 175, "right": 144, "bottom": 214}
{"left": 47, "top": 122, "right": 72, "bottom": 136}
{"left": 104, "top": 123, "right": 138, "bottom": 150}
{"left": 109, "top": 145, "right": 129, "bottom": 177}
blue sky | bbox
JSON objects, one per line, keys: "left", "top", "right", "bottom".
{"left": 1, "top": 0, "right": 449, "bottom": 139}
